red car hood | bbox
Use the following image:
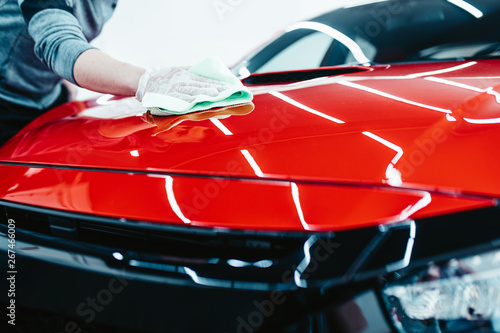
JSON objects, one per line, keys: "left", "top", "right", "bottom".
{"left": 0, "top": 60, "right": 499, "bottom": 231}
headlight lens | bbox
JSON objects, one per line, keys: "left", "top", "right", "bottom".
{"left": 382, "top": 249, "right": 500, "bottom": 332}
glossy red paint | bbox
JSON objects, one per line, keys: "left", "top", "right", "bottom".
{"left": 0, "top": 60, "right": 499, "bottom": 231}
{"left": 0, "top": 164, "right": 493, "bottom": 231}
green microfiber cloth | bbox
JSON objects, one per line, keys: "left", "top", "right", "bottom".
{"left": 142, "top": 57, "right": 253, "bottom": 116}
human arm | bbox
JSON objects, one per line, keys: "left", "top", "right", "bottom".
{"left": 73, "top": 49, "right": 231, "bottom": 100}
{"left": 20, "top": 1, "right": 230, "bottom": 101}
{"left": 20, "top": 1, "right": 144, "bottom": 97}
{"left": 73, "top": 48, "right": 145, "bottom": 97}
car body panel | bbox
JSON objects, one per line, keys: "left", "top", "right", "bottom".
{"left": 0, "top": 163, "right": 494, "bottom": 231}
{"left": 1, "top": 60, "right": 499, "bottom": 231}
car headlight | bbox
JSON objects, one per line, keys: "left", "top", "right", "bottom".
{"left": 382, "top": 248, "right": 500, "bottom": 332}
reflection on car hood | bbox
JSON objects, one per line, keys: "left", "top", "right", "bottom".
{"left": 0, "top": 61, "right": 499, "bottom": 230}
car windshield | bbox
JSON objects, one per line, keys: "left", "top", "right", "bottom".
{"left": 235, "top": 0, "right": 500, "bottom": 76}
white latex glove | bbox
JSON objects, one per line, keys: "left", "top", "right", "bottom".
{"left": 135, "top": 67, "right": 232, "bottom": 102}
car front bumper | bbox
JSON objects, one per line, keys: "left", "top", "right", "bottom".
{"left": 2, "top": 200, "right": 500, "bottom": 332}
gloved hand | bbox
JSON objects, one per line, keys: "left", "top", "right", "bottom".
{"left": 135, "top": 67, "right": 233, "bottom": 102}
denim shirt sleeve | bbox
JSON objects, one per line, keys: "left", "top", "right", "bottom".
{"left": 18, "top": 0, "right": 95, "bottom": 85}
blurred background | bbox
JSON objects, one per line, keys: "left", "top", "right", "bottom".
{"left": 79, "top": 0, "right": 355, "bottom": 98}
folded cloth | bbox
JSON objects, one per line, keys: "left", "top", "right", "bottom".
{"left": 141, "top": 57, "right": 253, "bottom": 116}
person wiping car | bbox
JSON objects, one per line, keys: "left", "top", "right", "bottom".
{"left": 0, "top": 0, "right": 231, "bottom": 146}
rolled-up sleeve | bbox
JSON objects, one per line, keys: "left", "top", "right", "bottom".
{"left": 19, "top": 0, "right": 95, "bottom": 84}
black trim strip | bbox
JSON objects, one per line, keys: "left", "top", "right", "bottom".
{"left": 242, "top": 67, "right": 369, "bottom": 85}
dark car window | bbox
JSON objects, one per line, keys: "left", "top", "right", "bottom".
{"left": 236, "top": 0, "right": 500, "bottom": 75}
{"left": 255, "top": 31, "right": 335, "bottom": 73}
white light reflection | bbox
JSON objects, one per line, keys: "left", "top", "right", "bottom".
{"left": 269, "top": 91, "right": 345, "bottom": 124}
{"left": 24, "top": 168, "right": 43, "bottom": 178}
{"left": 129, "top": 260, "right": 176, "bottom": 272}
{"left": 238, "top": 66, "right": 251, "bottom": 79}
{"left": 129, "top": 150, "right": 139, "bottom": 157}
{"left": 385, "top": 165, "right": 403, "bottom": 187}
{"left": 113, "top": 252, "right": 124, "bottom": 261}
{"left": 294, "top": 235, "right": 318, "bottom": 288}
{"left": 339, "top": 81, "right": 452, "bottom": 114}
{"left": 406, "top": 62, "right": 477, "bottom": 79}
{"left": 227, "top": 259, "right": 273, "bottom": 268}
{"left": 211, "top": 118, "right": 233, "bottom": 136}
{"left": 425, "top": 77, "right": 500, "bottom": 103}
{"left": 447, "top": 0, "right": 483, "bottom": 18}
{"left": 398, "top": 192, "right": 432, "bottom": 222}
{"left": 386, "top": 220, "right": 417, "bottom": 272}
{"left": 182, "top": 267, "right": 232, "bottom": 288}
{"left": 291, "top": 183, "right": 311, "bottom": 231}
{"left": 486, "top": 88, "right": 500, "bottom": 104}
{"left": 424, "top": 76, "right": 483, "bottom": 92}
{"left": 362, "top": 131, "right": 404, "bottom": 186}
{"left": 96, "top": 94, "right": 114, "bottom": 105}
{"left": 446, "top": 114, "right": 458, "bottom": 122}
{"left": 165, "top": 177, "right": 191, "bottom": 224}
{"left": 424, "top": 77, "right": 500, "bottom": 124}
{"left": 363, "top": 132, "right": 404, "bottom": 165}
{"left": 240, "top": 150, "right": 264, "bottom": 177}
{"left": 285, "top": 21, "right": 371, "bottom": 65}
{"left": 464, "top": 117, "right": 500, "bottom": 124}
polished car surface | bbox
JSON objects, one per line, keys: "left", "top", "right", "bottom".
{"left": 1, "top": 0, "right": 500, "bottom": 332}
{"left": 0, "top": 60, "right": 499, "bottom": 231}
